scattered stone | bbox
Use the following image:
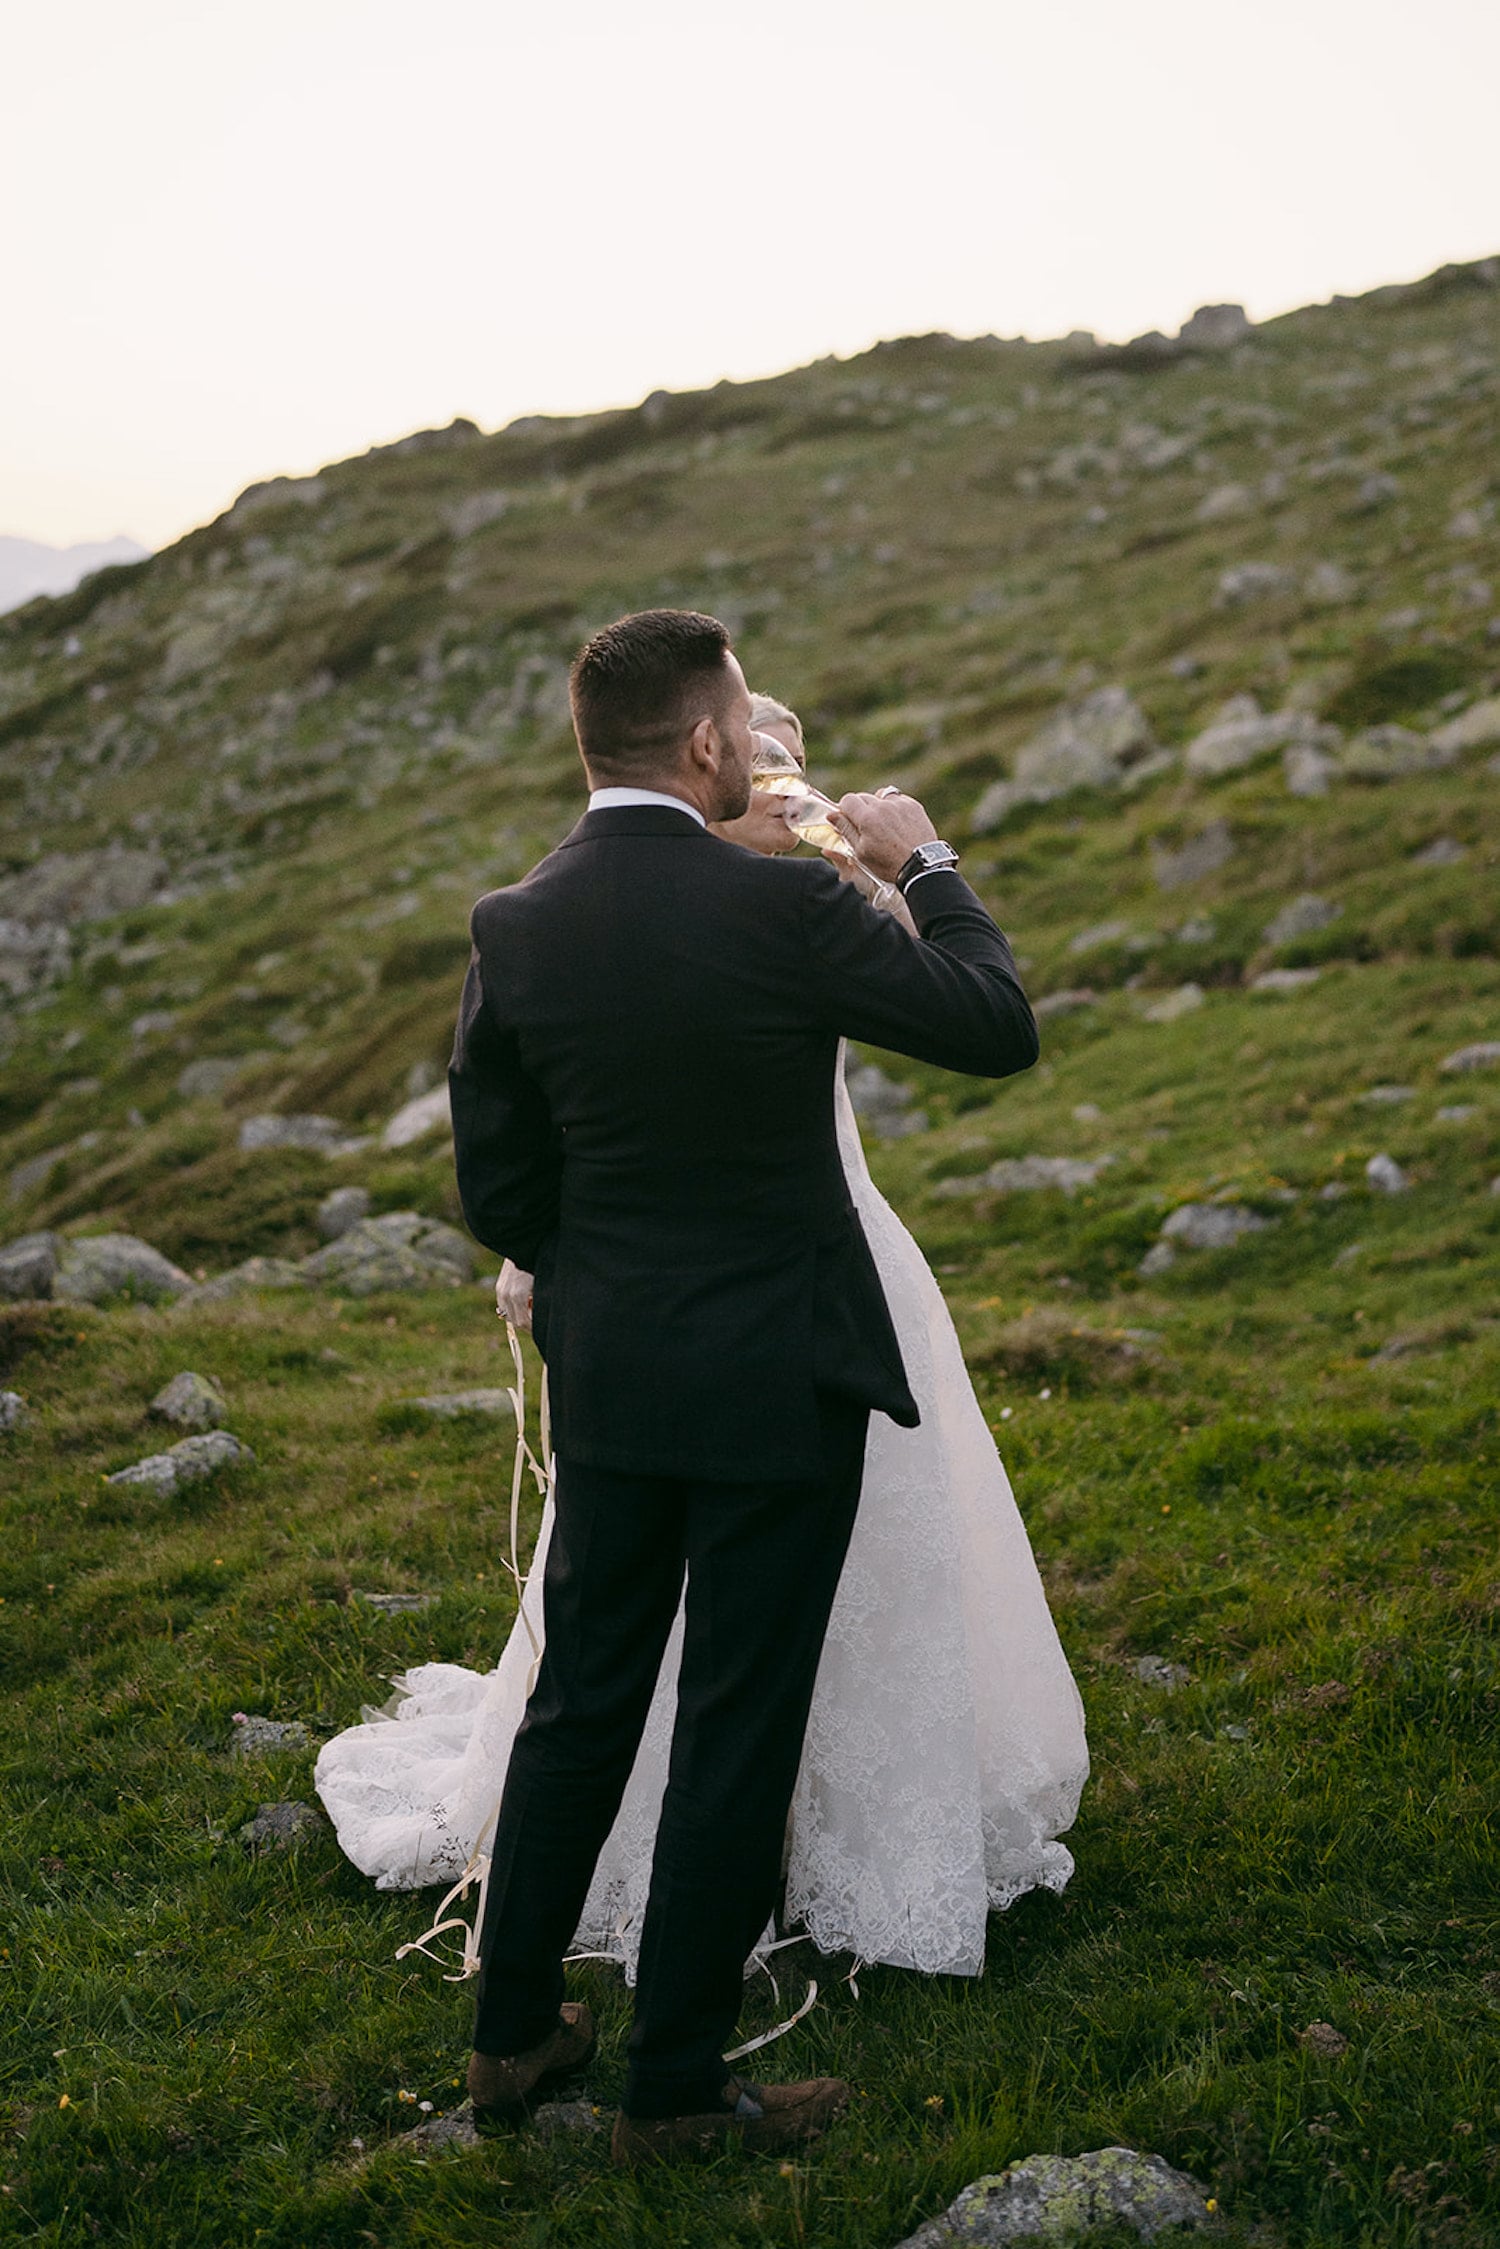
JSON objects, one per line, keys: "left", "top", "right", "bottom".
{"left": 399, "top": 2105, "right": 478, "bottom": 2150}
{"left": 299, "top": 1212, "right": 475, "bottom": 1294}
{"left": 1195, "top": 483, "right": 1253, "bottom": 522}
{"left": 1284, "top": 741, "right": 1338, "bottom": 798}
{"left": 933, "top": 1155, "right": 1113, "bottom": 1199}
{"left": 181, "top": 1256, "right": 311, "bottom": 1304}
{"left": 1360, "top": 1086, "right": 1414, "bottom": 1106}
{"left": 846, "top": 1060, "right": 928, "bottom": 1138}
{"left": 0, "top": 1230, "right": 61, "bottom": 1299}
{"left": 1412, "top": 836, "right": 1467, "bottom": 867}
{"left": 1319, "top": 1182, "right": 1350, "bottom": 1201}
{"left": 1217, "top": 561, "right": 1296, "bottom": 606}
{"left": 1151, "top": 822, "right": 1233, "bottom": 890}
{"left": 1365, "top": 1153, "right": 1409, "bottom": 1194}
{"left": 148, "top": 1371, "right": 226, "bottom": 1429}
{"left": 238, "top": 1801, "right": 325, "bottom": 1851}
{"left": 1133, "top": 1655, "right": 1191, "bottom": 1690}
{"left": 1352, "top": 471, "right": 1399, "bottom": 512}
{"left": 239, "top": 1114, "right": 369, "bottom": 1157}
{"left": 1034, "top": 989, "right": 1097, "bottom": 1019}
{"left": 972, "top": 687, "right": 1156, "bottom": 830}
{"left": 230, "top": 1715, "right": 311, "bottom": 1757}
{"left": 1137, "top": 1243, "right": 1177, "bottom": 1276}
{"left": 1072, "top": 1103, "right": 1104, "bottom": 1123}
{"left": 1436, "top": 1105, "right": 1475, "bottom": 1122}
{"left": 1143, "top": 984, "right": 1204, "bottom": 1024}
{"left": 1340, "top": 724, "right": 1452, "bottom": 781}
{"left": 1332, "top": 1242, "right": 1365, "bottom": 1267}
{"left": 1250, "top": 968, "right": 1321, "bottom": 993}
{"left": 0, "top": 1390, "right": 30, "bottom": 1433}
{"left": 9, "top": 1147, "right": 69, "bottom": 1202}
{"left": 1298, "top": 2022, "right": 1349, "bottom": 2059}
{"left": 1176, "top": 917, "right": 1215, "bottom": 944}
{"left": 1440, "top": 1042, "right": 1500, "bottom": 1074}
{"left": 54, "top": 1234, "right": 192, "bottom": 1305}
{"left": 130, "top": 1009, "right": 177, "bottom": 1040}
{"left": 1305, "top": 560, "right": 1358, "bottom": 604}
{"left": 1264, "top": 894, "right": 1340, "bottom": 947}
{"left": 1069, "top": 919, "right": 1132, "bottom": 955}
{"left": 317, "top": 1185, "right": 372, "bottom": 1240}
{"left": 392, "top": 1390, "right": 512, "bottom": 1421}
{"left": 1180, "top": 302, "right": 1252, "bottom": 350}
{"left": 382, "top": 1085, "right": 451, "bottom": 1150}
{"left": 355, "top": 1589, "right": 439, "bottom": 1614}
{"left": 1184, "top": 698, "right": 1332, "bottom": 779}
{"left": 534, "top": 2100, "right": 605, "bottom": 2139}
{"left": 105, "top": 1430, "right": 253, "bottom": 1494}
{"left": 176, "top": 1057, "right": 248, "bottom": 1100}
{"left": 1430, "top": 695, "right": 1500, "bottom": 754}
{"left": 1161, "top": 1203, "right": 1270, "bottom": 1250}
{"left": 0, "top": 847, "right": 166, "bottom": 927}
{"left": 893, "top": 2145, "right": 1212, "bottom": 2248}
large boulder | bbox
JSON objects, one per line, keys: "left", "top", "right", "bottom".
{"left": 0, "top": 1231, "right": 61, "bottom": 1300}
{"left": 317, "top": 1185, "right": 372, "bottom": 1240}
{"left": 1184, "top": 696, "right": 1336, "bottom": 779}
{"left": 300, "top": 1212, "right": 474, "bottom": 1295}
{"left": 894, "top": 2145, "right": 1213, "bottom": 2246}
{"left": 973, "top": 688, "right": 1156, "bottom": 831}
{"left": 105, "top": 1430, "right": 253, "bottom": 1494}
{"left": 149, "top": 1371, "right": 227, "bottom": 1430}
{"left": 54, "top": 1234, "right": 192, "bottom": 1306}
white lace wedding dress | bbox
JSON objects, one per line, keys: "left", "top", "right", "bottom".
{"left": 315, "top": 1050, "right": 1089, "bottom": 1978}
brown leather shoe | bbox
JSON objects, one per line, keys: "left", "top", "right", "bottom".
{"left": 467, "top": 2002, "right": 597, "bottom": 2132}
{"left": 610, "top": 2073, "right": 850, "bottom": 2167}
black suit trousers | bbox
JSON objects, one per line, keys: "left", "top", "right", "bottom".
{"left": 470, "top": 1391, "right": 869, "bottom": 2115}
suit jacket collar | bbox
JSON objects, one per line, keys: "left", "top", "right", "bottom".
{"left": 558, "top": 805, "right": 712, "bottom": 849}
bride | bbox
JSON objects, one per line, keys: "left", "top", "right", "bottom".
{"left": 315, "top": 693, "right": 1088, "bottom": 1982}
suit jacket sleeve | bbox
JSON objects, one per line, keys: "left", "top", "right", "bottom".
{"left": 448, "top": 935, "right": 562, "bottom": 1269}
{"left": 801, "top": 862, "right": 1039, "bottom": 1078}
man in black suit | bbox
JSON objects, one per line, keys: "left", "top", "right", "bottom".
{"left": 448, "top": 610, "right": 1037, "bottom": 2164}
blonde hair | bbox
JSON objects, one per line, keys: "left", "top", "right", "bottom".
{"left": 748, "top": 692, "right": 804, "bottom": 749}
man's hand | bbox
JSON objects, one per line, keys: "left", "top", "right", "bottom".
{"left": 709, "top": 795, "right": 798, "bottom": 856}
{"left": 829, "top": 790, "right": 937, "bottom": 882}
{"left": 495, "top": 1258, "right": 534, "bottom": 1331}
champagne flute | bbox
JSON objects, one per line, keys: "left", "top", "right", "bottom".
{"left": 750, "top": 737, "right": 895, "bottom": 905}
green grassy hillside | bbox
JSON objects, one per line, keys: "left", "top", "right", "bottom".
{"left": 1, "top": 257, "right": 1497, "bottom": 2247}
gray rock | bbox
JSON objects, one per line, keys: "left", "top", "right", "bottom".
{"left": 893, "top": 2145, "right": 1212, "bottom": 2247}
{"left": 55, "top": 1234, "right": 192, "bottom": 1305}
{"left": 1284, "top": 741, "right": 1338, "bottom": 798}
{"left": 181, "top": 1256, "right": 310, "bottom": 1304}
{"left": 1217, "top": 561, "right": 1295, "bottom": 606}
{"left": 1412, "top": 836, "right": 1466, "bottom": 867}
{"left": 1142, "top": 984, "right": 1204, "bottom": 1024}
{"left": 0, "top": 1230, "right": 61, "bottom": 1299}
{"left": 1151, "top": 822, "right": 1233, "bottom": 890}
{"left": 105, "top": 1429, "right": 252, "bottom": 1494}
{"left": 1440, "top": 1042, "right": 1500, "bottom": 1074}
{"left": 317, "top": 1185, "right": 371, "bottom": 1240}
{"left": 149, "top": 1370, "right": 226, "bottom": 1428}
{"left": 1250, "top": 967, "right": 1321, "bottom": 993}
{"left": 1365, "top": 1153, "right": 1409, "bottom": 1194}
{"left": 399, "top": 2106, "right": 479, "bottom": 2150}
{"left": 1068, "top": 919, "right": 1132, "bottom": 956}
{"left": 1133, "top": 1655, "right": 1191, "bottom": 1689}
{"left": 1264, "top": 894, "right": 1340, "bottom": 947}
{"left": 1034, "top": 989, "right": 1097, "bottom": 1019}
{"left": 973, "top": 688, "right": 1155, "bottom": 830}
{"left": 355, "top": 1589, "right": 438, "bottom": 1614}
{"left": 1436, "top": 1105, "right": 1475, "bottom": 1122}
{"left": 230, "top": 1715, "right": 311, "bottom": 1758}
{"left": 0, "top": 1390, "right": 30, "bottom": 1433}
{"left": 1195, "top": 484, "right": 1254, "bottom": 523}
{"left": 846, "top": 1060, "right": 928, "bottom": 1139}
{"left": 381, "top": 1086, "right": 451, "bottom": 1150}
{"left": 534, "top": 2099, "right": 605, "bottom": 2139}
{"left": 238, "top": 1801, "right": 325, "bottom": 1851}
{"left": 1339, "top": 724, "right": 1452, "bottom": 781}
{"left": 176, "top": 1057, "right": 248, "bottom": 1100}
{"left": 1176, "top": 918, "right": 1215, "bottom": 944}
{"left": 1430, "top": 695, "right": 1500, "bottom": 754}
{"left": 1305, "top": 560, "right": 1358, "bottom": 605}
{"left": 0, "top": 847, "right": 166, "bottom": 927}
{"left": 1352, "top": 471, "right": 1400, "bottom": 512}
{"left": 1161, "top": 1203, "right": 1270, "bottom": 1250}
{"left": 238, "top": 1113, "right": 369, "bottom": 1157}
{"left": 130, "top": 1009, "right": 177, "bottom": 1041}
{"left": 392, "top": 1390, "right": 513, "bottom": 1421}
{"left": 1360, "top": 1086, "right": 1414, "bottom": 1106}
{"left": 1179, "top": 302, "right": 1251, "bottom": 350}
{"left": 299, "top": 1212, "right": 474, "bottom": 1294}
{"left": 1319, "top": 1181, "right": 1351, "bottom": 1201}
{"left": 1137, "top": 1242, "right": 1177, "bottom": 1276}
{"left": 1184, "top": 699, "right": 1331, "bottom": 780}
{"left": 934, "top": 1154, "right": 1112, "bottom": 1199}
{"left": 9, "top": 1146, "right": 69, "bottom": 1203}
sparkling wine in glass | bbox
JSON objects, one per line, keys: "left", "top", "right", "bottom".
{"left": 749, "top": 736, "right": 894, "bottom": 903}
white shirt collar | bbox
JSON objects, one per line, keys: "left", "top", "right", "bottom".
{"left": 587, "top": 786, "right": 705, "bottom": 828}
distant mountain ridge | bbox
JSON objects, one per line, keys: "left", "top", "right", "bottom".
{"left": 0, "top": 534, "right": 149, "bottom": 617}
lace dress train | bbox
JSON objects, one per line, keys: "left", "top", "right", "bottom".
{"left": 315, "top": 1059, "right": 1089, "bottom": 1977}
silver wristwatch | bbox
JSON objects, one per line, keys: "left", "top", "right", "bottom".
{"left": 895, "top": 840, "right": 960, "bottom": 894}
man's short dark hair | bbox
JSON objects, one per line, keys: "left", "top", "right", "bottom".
{"left": 569, "top": 610, "right": 734, "bottom": 778}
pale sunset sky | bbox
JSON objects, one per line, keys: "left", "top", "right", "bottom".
{"left": 4, "top": 0, "right": 1498, "bottom": 551}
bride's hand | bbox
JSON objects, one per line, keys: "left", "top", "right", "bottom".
{"left": 495, "top": 1258, "right": 534, "bottom": 1331}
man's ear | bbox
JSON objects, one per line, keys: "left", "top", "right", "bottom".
{"left": 687, "top": 713, "right": 720, "bottom": 773}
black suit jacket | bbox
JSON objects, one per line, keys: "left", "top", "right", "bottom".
{"left": 449, "top": 807, "right": 1037, "bottom": 1481}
